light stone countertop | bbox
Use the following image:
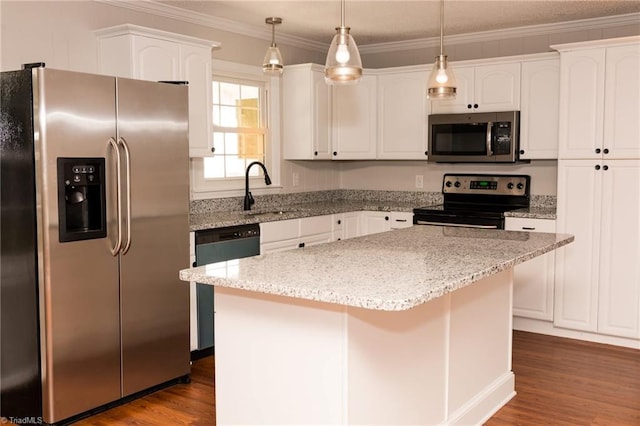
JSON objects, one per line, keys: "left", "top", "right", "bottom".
{"left": 189, "top": 200, "right": 555, "bottom": 231}
{"left": 180, "top": 225, "right": 573, "bottom": 311}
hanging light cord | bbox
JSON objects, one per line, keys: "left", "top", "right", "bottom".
{"left": 341, "top": 0, "right": 346, "bottom": 28}
{"left": 439, "top": 0, "right": 444, "bottom": 56}
{"left": 270, "top": 20, "right": 276, "bottom": 47}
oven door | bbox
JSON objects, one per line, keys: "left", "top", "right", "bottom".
{"left": 413, "top": 211, "right": 504, "bottom": 229}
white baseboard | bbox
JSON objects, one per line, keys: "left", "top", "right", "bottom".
{"left": 513, "top": 316, "right": 640, "bottom": 349}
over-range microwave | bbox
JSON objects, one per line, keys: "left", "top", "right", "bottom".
{"left": 427, "top": 111, "right": 521, "bottom": 163}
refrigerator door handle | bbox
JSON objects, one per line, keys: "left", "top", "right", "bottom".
{"left": 108, "top": 137, "right": 122, "bottom": 255}
{"left": 118, "top": 137, "right": 132, "bottom": 255}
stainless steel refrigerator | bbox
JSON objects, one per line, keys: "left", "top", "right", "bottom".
{"left": 1, "top": 65, "right": 190, "bottom": 424}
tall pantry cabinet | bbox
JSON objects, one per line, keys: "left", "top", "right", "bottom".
{"left": 553, "top": 37, "right": 640, "bottom": 341}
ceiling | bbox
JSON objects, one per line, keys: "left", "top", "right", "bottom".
{"left": 161, "top": 1, "right": 640, "bottom": 46}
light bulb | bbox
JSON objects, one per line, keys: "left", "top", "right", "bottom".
{"left": 436, "top": 69, "right": 449, "bottom": 84}
{"left": 335, "top": 43, "right": 350, "bottom": 64}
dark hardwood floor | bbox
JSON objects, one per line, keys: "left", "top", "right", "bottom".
{"left": 70, "top": 331, "right": 639, "bottom": 425}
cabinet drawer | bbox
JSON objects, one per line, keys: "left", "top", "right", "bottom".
{"left": 505, "top": 217, "right": 556, "bottom": 233}
{"left": 390, "top": 212, "right": 413, "bottom": 229}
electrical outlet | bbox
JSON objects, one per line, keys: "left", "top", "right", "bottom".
{"left": 415, "top": 175, "right": 424, "bottom": 189}
{"left": 292, "top": 172, "right": 300, "bottom": 187}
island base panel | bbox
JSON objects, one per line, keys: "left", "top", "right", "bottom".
{"left": 214, "top": 269, "right": 515, "bottom": 425}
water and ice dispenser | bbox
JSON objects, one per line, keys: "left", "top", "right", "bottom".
{"left": 57, "top": 158, "right": 106, "bottom": 242}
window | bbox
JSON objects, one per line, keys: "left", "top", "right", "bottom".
{"left": 204, "top": 80, "right": 265, "bottom": 179}
{"left": 191, "top": 60, "right": 281, "bottom": 199}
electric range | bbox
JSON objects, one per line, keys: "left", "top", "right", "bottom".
{"left": 413, "top": 174, "right": 531, "bottom": 229}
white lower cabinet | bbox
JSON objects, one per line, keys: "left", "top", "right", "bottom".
{"left": 360, "top": 211, "right": 391, "bottom": 235}
{"left": 505, "top": 218, "right": 556, "bottom": 321}
{"left": 555, "top": 159, "right": 640, "bottom": 339}
{"left": 261, "top": 211, "right": 413, "bottom": 253}
{"left": 260, "top": 215, "right": 335, "bottom": 254}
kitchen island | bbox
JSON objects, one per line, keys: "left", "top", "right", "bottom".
{"left": 180, "top": 225, "right": 573, "bottom": 425}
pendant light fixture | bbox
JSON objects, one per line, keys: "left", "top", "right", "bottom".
{"left": 427, "top": 0, "right": 456, "bottom": 99}
{"left": 324, "top": 0, "right": 362, "bottom": 85}
{"left": 263, "top": 17, "right": 284, "bottom": 75}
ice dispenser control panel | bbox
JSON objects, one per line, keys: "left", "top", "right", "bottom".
{"left": 57, "top": 157, "right": 107, "bottom": 242}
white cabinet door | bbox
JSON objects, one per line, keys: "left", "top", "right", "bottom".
{"left": 360, "top": 212, "right": 391, "bottom": 236}
{"left": 597, "top": 160, "right": 640, "bottom": 338}
{"left": 181, "top": 44, "right": 214, "bottom": 157}
{"left": 519, "top": 58, "right": 560, "bottom": 159}
{"left": 505, "top": 218, "right": 556, "bottom": 321}
{"left": 300, "top": 214, "right": 334, "bottom": 237}
{"left": 558, "top": 49, "right": 606, "bottom": 159}
{"left": 261, "top": 239, "right": 301, "bottom": 254}
{"left": 260, "top": 219, "right": 300, "bottom": 244}
{"left": 132, "top": 36, "right": 181, "bottom": 81}
{"left": 300, "top": 233, "right": 333, "bottom": 248}
{"left": 282, "top": 64, "right": 331, "bottom": 160}
{"left": 331, "top": 74, "right": 377, "bottom": 159}
{"left": 555, "top": 160, "right": 602, "bottom": 332}
{"left": 377, "top": 71, "right": 429, "bottom": 160}
{"left": 430, "top": 63, "right": 519, "bottom": 114}
{"left": 603, "top": 44, "right": 640, "bottom": 159}
{"left": 332, "top": 212, "right": 361, "bottom": 241}
{"left": 474, "top": 62, "right": 521, "bottom": 112}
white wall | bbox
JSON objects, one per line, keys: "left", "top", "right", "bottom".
{"left": 339, "top": 160, "right": 558, "bottom": 195}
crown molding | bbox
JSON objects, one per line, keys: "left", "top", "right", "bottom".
{"left": 96, "top": 0, "right": 328, "bottom": 51}
{"left": 359, "top": 12, "right": 640, "bottom": 54}
{"left": 97, "top": 1, "right": 639, "bottom": 55}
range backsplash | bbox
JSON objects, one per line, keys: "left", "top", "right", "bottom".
{"left": 190, "top": 190, "right": 555, "bottom": 214}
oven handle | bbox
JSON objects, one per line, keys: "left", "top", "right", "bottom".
{"left": 486, "top": 122, "right": 494, "bottom": 156}
{"left": 415, "top": 220, "right": 499, "bottom": 229}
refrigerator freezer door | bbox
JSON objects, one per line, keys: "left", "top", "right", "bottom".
{"left": 115, "top": 77, "right": 190, "bottom": 396}
{"left": 35, "top": 69, "right": 122, "bottom": 423}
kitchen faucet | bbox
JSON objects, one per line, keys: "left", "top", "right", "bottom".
{"left": 243, "top": 161, "right": 272, "bottom": 210}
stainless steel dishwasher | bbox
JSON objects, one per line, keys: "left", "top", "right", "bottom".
{"left": 195, "top": 223, "right": 260, "bottom": 353}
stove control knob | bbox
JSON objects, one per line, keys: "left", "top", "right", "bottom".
{"left": 445, "top": 181, "right": 452, "bottom": 187}
{"left": 517, "top": 183, "right": 524, "bottom": 190}
{"left": 507, "top": 182, "right": 514, "bottom": 189}
{"left": 454, "top": 181, "right": 461, "bottom": 188}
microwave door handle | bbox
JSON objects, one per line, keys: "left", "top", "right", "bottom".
{"left": 486, "top": 122, "right": 493, "bottom": 156}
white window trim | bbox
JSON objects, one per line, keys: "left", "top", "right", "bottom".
{"left": 190, "top": 59, "right": 282, "bottom": 200}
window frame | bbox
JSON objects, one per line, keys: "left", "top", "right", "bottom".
{"left": 190, "top": 59, "right": 281, "bottom": 199}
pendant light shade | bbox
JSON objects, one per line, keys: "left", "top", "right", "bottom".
{"left": 325, "top": 0, "right": 362, "bottom": 85}
{"left": 263, "top": 17, "right": 283, "bottom": 75}
{"left": 427, "top": 0, "right": 456, "bottom": 99}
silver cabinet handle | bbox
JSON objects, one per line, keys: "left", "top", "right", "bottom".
{"left": 118, "top": 137, "right": 132, "bottom": 255}
{"left": 107, "top": 137, "right": 122, "bottom": 256}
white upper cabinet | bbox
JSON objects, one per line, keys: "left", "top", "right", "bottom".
{"left": 431, "top": 62, "right": 521, "bottom": 114}
{"left": 556, "top": 38, "right": 640, "bottom": 159}
{"left": 96, "top": 25, "right": 219, "bottom": 157}
{"left": 282, "top": 64, "right": 331, "bottom": 160}
{"left": 603, "top": 44, "right": 640, "bottom": 159}
{"left": 519, "top": 57, "right": 560, "bottom": 159}
{"left": 331, "top": 74, "right": 378, "bottom": 159}
{"left": 377, "top": 69, "right": 430, "bottom": 160}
